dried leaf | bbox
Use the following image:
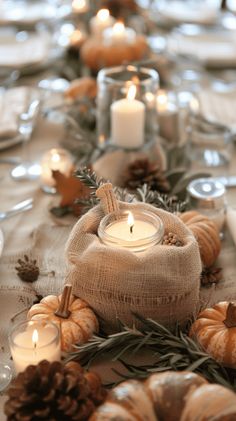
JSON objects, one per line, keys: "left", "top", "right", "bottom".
{"left": 52, "top": 170, "right": 90, "bottom": 216}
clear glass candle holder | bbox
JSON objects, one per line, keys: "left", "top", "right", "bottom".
{"left": 98, "top": 209, "right": 164, "bottom": 253}
{"left": 97, "top": 65, "right": 159, "bottom": 150}
{"left": 187, "top": 178, "right": 226, "bottom": 231}
{"left": 9, "top": 320, "right": 61, "bottom": 374}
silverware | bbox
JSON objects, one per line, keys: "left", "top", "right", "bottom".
{"left": 0, "top": 198, "right": 33, "bottom": 221}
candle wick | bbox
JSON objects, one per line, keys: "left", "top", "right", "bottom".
{"left": 130, "top": 224, "right": 134, "bottom": 234}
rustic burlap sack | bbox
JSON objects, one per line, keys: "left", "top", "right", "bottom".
{"left": 65, "top": 202, "right": 202, "bottom": 331}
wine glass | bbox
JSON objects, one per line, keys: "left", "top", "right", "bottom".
{"left": 11, "top": 97, "right": 41, "bottom": 181}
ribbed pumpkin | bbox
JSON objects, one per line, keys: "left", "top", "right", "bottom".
{"left": 27, "top": 284, "right": 99, "bottom": 352}
{"left": 179, "top": 211, "right": 221, "bottom": 267}
{"left": 190, "top": 301, "right": 236, "bottom": 368}
{"left": 90, "top": 370, "right": 236, "bottom": 420}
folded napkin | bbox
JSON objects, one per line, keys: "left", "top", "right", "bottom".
{"left": 167, "top": 32, "right": 236, "bottom": 67}
{"left": 196, "top": 89, "right": 236, "bottom": 131}
{"left": 158, "top": 1, "right": 218, "bottom": 25}
{"left": 0, "top": 33, "right": 50, "bottom": 68}
{"left": 0, "top": 87, "right": 30, "bottom": 139}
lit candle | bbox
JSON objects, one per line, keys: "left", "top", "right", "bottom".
{"left": 40, "top": 148, "right": 73, "bottom": 193}
{"left": 156, "top": 90, "right": 179, "bottom": 144}
{"left": 72, "top": 0, "right": 89, "bottom": 14}
{"left": 111, "top": 84, "right": 145, "bottom": 149}
{"left": 98, "top": 209, "right": 164, "bottom": 253}
{"left": 9, "top": 321, "right": 61, "bottom": 374}
{"left": 90, "top": 9, "right": 115, "bottom": 38}
{"left": 70, "top": 28, "right": 87, "bottom": 49}
{"left": 103, "top": 21, "right": 136, "bottom": 45}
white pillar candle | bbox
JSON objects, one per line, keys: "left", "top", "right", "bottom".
{"left": 103, "top": 21, "right": 136, "bottom": 45}
{"left": 227, "top": 207, "right": 236, "bottom": 246}
{"left": 40, "top": 148, "right": 73, "bottom": 192}
{"left": 90, "top": 9, "right": 115, "bottom": 38}
{"left": 156, "top": 90, "right": 179, "bottom": 144}
{"left": 10, "top": 321, "right": 61, "bottom": 374}
{"left": 111, "top": 84, "right": 145, "bottom": 149}
{"left": 72, "top": 0, "right": 89, "bottom": 14}
{"left": 98, "top": 210, "right": 164, "bottom": 253}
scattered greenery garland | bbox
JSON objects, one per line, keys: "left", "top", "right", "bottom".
{"left": 66, "top": 314, "right": 236, "bottom": 391}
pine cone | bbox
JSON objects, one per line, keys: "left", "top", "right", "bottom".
{"left": 15, "top": 255, "right": 40, "bottom": 282}
{"left": 123, "top": 158, "right": 170, "bottom": 193}
{"left": 162, "top": 232, "right": 183, "bottom": 247}
{"left": 201, "top": 267, "right": 222, "bottom": 286}
{"left": 4, "top": 360, "right": 107, "bottom": 421}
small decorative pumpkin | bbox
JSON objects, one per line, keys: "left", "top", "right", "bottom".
{"left": 190, "top": 301, "right": 236, "bottom": 368}
{"left": 90, "top": 370, "right": 236, "bottom": 420}
{"left": 27, "top": 284, "right": 99, "bottom": 352}
{"left": 179, "top": 210, "right": 221, "bottom": 267}
{"left": 81, "top": 35, "right": 148, "bottom": 72}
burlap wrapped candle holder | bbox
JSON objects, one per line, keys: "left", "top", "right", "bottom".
{"left": 65, "top": 186, "right": 202, "bottom": 331}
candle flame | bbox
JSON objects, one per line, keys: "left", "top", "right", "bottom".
{"left": 72, "top": 0, "right": 86, "bottom": 11}
{"left": 32, "top": 329, "right": 38, "bottom": 348}
{"left": 127, "top": 211, "right": 134, "bottom": 234}
{"left": 127, "top": 84, "right": 136, "bottom": 101}
{"left": 97, "top": 8, "right": 110, "bottom": 20}
{"left": 51, "top": 152, "right": 61, "bottom": 163}
{"left": 157, "top": 91, "right": 168, "bottom": 106}
{"left": 113, "top": 21, "right": 125, "bottom": 35}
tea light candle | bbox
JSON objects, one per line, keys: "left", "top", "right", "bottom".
{"left": 40, "top": 148, "right": 73, "bottom": 193}
{"left": 72, "top": 0, "right": 89, "bottom": 14}
{"left": 90, "top": 9, "right": 115, "bottom": 38}
{"left": 111, "top": 84, "right": 145, "bottom": 149}
{"left": 156, "top": 90, "right": 179, "bottom": 144}
{"left": 9, "top": 321, "right": 61, "bottom": 374}
{"left": 103, "top": 21, "right": 136, "bottom": 45}
{"left": 70, "top": 28, "right": 87, "bottom": 49}
{"left": 98, "top": 209, "right": 164, "bottom": 253}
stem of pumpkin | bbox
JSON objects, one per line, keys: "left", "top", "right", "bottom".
{"left": 55, "top": 284, "right": 72, "bottom": 319}
{"left": 223, "top": 302, "right": 236, "bottom": 328}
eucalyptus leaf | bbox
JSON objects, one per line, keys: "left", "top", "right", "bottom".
{"left": 171, "top": 172, "right": 211, "bottom": 196}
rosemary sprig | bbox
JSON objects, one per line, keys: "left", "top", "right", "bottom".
{"left": 66, "top": 314, "right": 236, "bottom": 391}
{"left": 75, "top": 167, "right": 104, "bottom": 196}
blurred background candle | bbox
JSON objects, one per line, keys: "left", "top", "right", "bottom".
{"left": 40, "top": 148, "right": 73, "bottom": 193}
{"left": 9, "top": 321, "right": 61, "bottom": 374}
{"left": 111, "top": 84, "right": 145, "bottom": 149}
{"left": 156, "top": 89, "right": 179, "bottom": 144}
{"left": 72, "top": 0, "right": 89, "bottom": 14}
{"left": 90, "top": 9, "right": 115, "bottom": 38}
{"left": 98, "top": 209, "right": 164, "bottom": 253}
{"left": 103, "top": 21, "right": 136, "bottom": 45}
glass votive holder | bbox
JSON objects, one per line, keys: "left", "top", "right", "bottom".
{"left": 187, "top": 177, "right": 226, "bottom": 231}
{"left": 187, "top": 112, "right": 233, "bottom": 170}
{"left": 9, "top": 320, "right": 61, "bottom": 374}
{"left": 40, "top": 148, "right": 73, "bottom": 194}
{"left": 97, "top": 65, "right": 159, "bottom": 150}
{"left": 98, "top": 209, "right": 164, "bottom": 253}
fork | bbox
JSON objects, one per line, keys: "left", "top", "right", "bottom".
{"left": 0, "top": 198, "right": 33, "bottom": 221}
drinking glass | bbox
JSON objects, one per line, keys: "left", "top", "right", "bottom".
{"left": 11, "top": 96, "right": 41, "bottom": 181}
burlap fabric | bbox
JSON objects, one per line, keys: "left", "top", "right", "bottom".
{"left": 65, "top": 202, "right": 202, "bottom": 331}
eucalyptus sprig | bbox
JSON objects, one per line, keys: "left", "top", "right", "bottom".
{"left": 66, "top": 314, "right": 236, "bottom": 391}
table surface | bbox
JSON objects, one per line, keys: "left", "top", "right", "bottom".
{"left": 1, "top": 56, "right": 236, "bottom": 421}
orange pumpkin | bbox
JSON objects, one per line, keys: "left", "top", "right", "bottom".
{"left": 90, "top": 370, "right": 236, "bottom": 420}
{"left": 190, "top": 301, "right": 236, "bottom": 368}
{"left": 179, "top": 211, "right": 221, "bottom": 267}
{"left": 27, "top": 284, "right": 99, "bottom": 352}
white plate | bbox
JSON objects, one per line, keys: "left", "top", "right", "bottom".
{"left": 0, "top": 229, "right": 4, "bottom": 257}
{"left": 0, "top": 1, "right": 71, "bottom": 26}
{"left": 167, "top": 30, "right": 236, "bottom": 67}
{"left": 0, "top": 28, "right": 65, "bottom": 74}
